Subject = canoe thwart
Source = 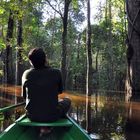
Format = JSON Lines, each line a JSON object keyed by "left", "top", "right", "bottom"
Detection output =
{"left": 16, "top": 116, "right": 73, "bottom": 127}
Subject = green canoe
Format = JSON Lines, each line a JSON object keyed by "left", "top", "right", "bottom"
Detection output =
{"left": 0, "top": 113, "right": 91, "bottom": 140}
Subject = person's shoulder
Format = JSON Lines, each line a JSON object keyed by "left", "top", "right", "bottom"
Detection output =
{"left": 52, "top": 68, "right": 61, "bottom": 73}
{"left": 47, "top": 67, "right": 61, "bottom": 74}
{"left": 23, "top": 68, "right": 34, "bottom": 75}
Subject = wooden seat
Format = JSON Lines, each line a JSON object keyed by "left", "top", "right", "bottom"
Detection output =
{"left": 16, "top": 115, "right": 73, "bottom": 127}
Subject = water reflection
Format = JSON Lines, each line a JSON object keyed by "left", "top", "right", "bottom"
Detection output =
{"left": 0, "top": 85, "right": 24, "bottom": 132}
{"left": 0, "top": 84, "right": 22, "bottom": 105}
{"left": 125, "top": 101, "right": 140, "bottom": 140}
{"left": 0, "top": 106, "right": 25, "bottom": 133}
{"left": 1, "top": 87, "right": 140, "bottom": 140}
{"left": 68, "top": 92, "right": 140, "bottom": 140}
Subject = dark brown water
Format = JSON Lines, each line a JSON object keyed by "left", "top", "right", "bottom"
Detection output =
{"left": 0, "top": 86, "right": 140, "bottom": 140}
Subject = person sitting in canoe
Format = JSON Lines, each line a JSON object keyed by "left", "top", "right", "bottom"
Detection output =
{"left": 21, "top": 48, "right": 71, "bottom": 134}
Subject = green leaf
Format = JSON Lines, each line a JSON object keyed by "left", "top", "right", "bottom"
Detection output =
{"left": 0, "top": 42, "right": 6, "bottom": 50}
{"left": 72, "top": 0, "right": 78, "bottom": 10}
{"left": 0, "top": 8, "right": 5, "bottom": 14}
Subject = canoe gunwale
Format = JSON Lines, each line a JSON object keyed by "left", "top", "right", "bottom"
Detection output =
{"left": 0, "top": 102, "right": 92, "bottom": 140}
{"left": 0, "top": 102, "right": 25, "bottom": 113}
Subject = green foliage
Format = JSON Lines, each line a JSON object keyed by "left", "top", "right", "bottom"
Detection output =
{"left": 0, "top": 7, "right": 5, "bottom": 14}
{"left": 72, "top": 0, "right": 78, "bottom": 10}
{"left": 0, "top": 0, "right": 127, "bottom": 91}
{"left": 0, "top": 41, "right": 6, "bottom": 50}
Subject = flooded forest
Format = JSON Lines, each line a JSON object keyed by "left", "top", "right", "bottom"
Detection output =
{"left": 0, "top": 0, "right": 140, "bottom": 140}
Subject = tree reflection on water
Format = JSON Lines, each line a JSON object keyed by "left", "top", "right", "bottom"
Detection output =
{"left": 1, "top": 89, "right": 140, "bottom": 140}
{"left": 68, "top": 92, "right": 140, "bottom": 140}
{"left": 70, "top": 92, "right": 127, "bottom": 140}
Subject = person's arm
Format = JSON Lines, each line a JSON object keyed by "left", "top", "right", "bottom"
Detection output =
{"left": 58, "top": 70, "right": 64, "bottom": 94}
{"left": 21, "top": 71, "right": 27, "bottom": 99}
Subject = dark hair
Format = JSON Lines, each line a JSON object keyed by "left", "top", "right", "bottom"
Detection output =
{"left": 28, "top": 48, "right": 46, "bottom": 69}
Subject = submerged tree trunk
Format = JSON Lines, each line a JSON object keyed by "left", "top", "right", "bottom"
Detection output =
{"left": 86, "top": 0, "right": 93, "bottom": 96}
{"left": 4, "top": 10, "right": 14, "bottom": 84}
{"left": 125, "top": 0, "right": 140, "bottom": 100}
{"left": 86, "top": 96, "right": 92, "bottom": 133}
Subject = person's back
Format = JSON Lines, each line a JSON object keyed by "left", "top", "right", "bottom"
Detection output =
{"left": 22, "top": 48, "right": 71, "bottom": 122}
{"left": 23, "top": 67, "right": 63, "bottom": 122}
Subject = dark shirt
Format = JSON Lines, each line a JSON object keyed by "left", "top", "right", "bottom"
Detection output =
{"left": 22, "top": 66, "right": 63, "bottom": 122}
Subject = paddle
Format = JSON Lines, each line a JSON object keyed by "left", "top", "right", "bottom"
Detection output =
{"left": 0, "top": 102, "right": 25, "bottom": 113}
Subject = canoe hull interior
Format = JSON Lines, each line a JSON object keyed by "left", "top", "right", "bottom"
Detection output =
{"left": 0, "top": 116, "right": 91, "bottom": 140}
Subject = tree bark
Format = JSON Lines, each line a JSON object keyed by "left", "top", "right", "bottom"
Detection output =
{"left": 61, "top": 0, "right": 71, "bottom": 89}
{"left": 16, "top": 15, "right": 23, "bottom": 85}
{"left": 15, "top": 0, "right": 24, "bottom": 85}
{"left": 4, "top": 10, "right": 14, "bottom": 84}
{"left": 86, "top": 0, "right": 93, "bottom": 96}
{"left": 125, "top": 0, "right": 140, "bottom": 99}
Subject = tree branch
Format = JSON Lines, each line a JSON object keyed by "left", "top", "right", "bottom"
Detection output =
{"left": 45, "top": 0, "right": 63, "bottom": 19}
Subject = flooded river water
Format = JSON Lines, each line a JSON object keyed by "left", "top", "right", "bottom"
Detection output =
{"left": 0, "top": 85, "right": 140, "bottom": 140}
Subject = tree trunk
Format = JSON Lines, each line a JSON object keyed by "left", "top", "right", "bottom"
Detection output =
{"left": 45, "top": 0, "right": 71, "bottom": 89}
{"left": 125, "top": 0, "right": 140, "bottom": 100}
{"left": 61, "top": 0, "right": 71, "bottom": 89}
{"left": 86, "top": 0, "right": 93, "bottom": 96}
{"left": 4, "top": 10, "right": 14, "bottom": 84}
{"left": 86, "top": 96, "right": 92, "bottom": 133}
{"left": 16, "top": 13, "right": 23, "bottom": 85}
